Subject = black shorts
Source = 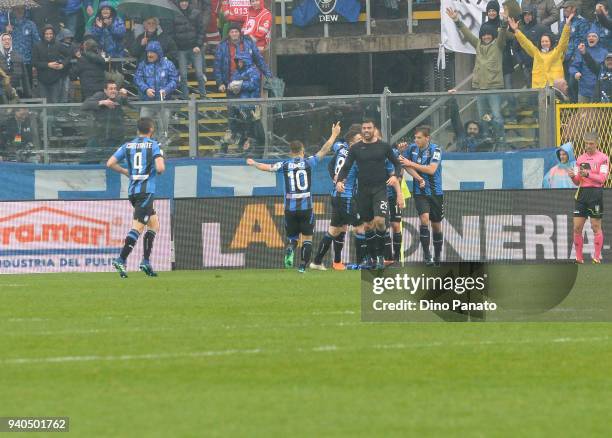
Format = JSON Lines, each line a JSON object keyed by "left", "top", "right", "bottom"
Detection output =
{"left": 414, "top": 194, "right": 444, "bottom": 223}
{"left": 129, "top": 193, "right": 156, "bottom": 224}
{"left": 388, "top": 192, "right": 402, "bottom": 223}
{"left": 357, "top": 185, "right": 388, "bottom": 223}
{"left": 330, "top": 196, "right": 361, "bottom": 227}
{"left": 574, "top": 187, "right": 604, "bottom": 219}
{"left": 285, "top": 209, "right": 314, "bottom": 239}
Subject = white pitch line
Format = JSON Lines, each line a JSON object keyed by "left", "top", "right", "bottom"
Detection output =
{"left": 0, "top": 336, "right": 609, "bottom": 366}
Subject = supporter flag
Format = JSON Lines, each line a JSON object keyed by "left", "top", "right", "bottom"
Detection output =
{"left": 292, "top": 0, "right": 361, "bottom": 27}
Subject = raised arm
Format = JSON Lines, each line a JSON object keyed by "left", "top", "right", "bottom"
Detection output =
{"left": 446, "top": 8, "right": 479, "bottom": 49}
{"left": 246, "top": 158, "right": 274, "bottom": 172}
{"left": 316, "top": 122, "right": 342, "bottom": 160}
{"left": 508, "top": 17, "right": 537, "bottom": 58}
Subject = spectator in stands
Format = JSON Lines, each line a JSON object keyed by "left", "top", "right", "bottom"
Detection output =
{"left": 214, "top": 22, "right": 271, "bottom": 94}
{"left": 57, "top": 28, "right": 79, "bottom": 102}
{"left": 520, "top": 0, "right": 560, "bottom": 30}
{"left": 571, "top": 33, "right": 608, "bottom": 102}
{"left": 206, "top": 0, "right": 221, "bottom": 54}
{"left": 174, "top": 0, "right": 207, "bottom": 99}
{"left": 132, "top": 16, "right": 178, "bottom": 64}
{"left": 508, "top": 14, "right": 572, "bottom": 87}
{"left": 0, "top": 108, "right": 39, "bottom": 162}
{"left": 135, "top": 41, "right": 179, "bottom": 102}
{"left": 90, "top": 2, "right": 126, "bottom": 58}
{"left": 222, "top": 0, "right": 251, "bottom": 37}
{"left": 553, "top": 78, "right": 572, "bottom": 102}
{"left": 0, "top": 65, "right": 18, "bottom": 104}
{"left": 31, "top": 0, "right": 67, "bottom": 34}
{"left": 242, "top": 0, "right": 272, "bottom": 52}
{"left": 0, "top": 33, "right": 30, "bottom": 97}
{"left": 2, "top": 6, "right": 40, "bottom": 88}
{"left": 542, "top": 143, "right": 577, "bottom": 188}
{"left": 74, "top": 38, "right": 106, "bottom": 100}
{"left": 63, "top": 1, "right": 85, "bottom": 35}
{"left": 227, "top": 51, "right": 264, "bottom": 153}
{"left": 446, "top": 8, "right": 507, "bottom": 142}
{"left": 583, "top": 51, "right": 612, "bottom": 101}
{"left": 560, "top": 1, "right": 590, "bottom": 101}
{"left": 32, "top": 25, "right": 70, "bottom": 103}
{"left": 81, "top": 79, "right": 129, "bottom": 162}
{"left": 593, "top": 2, "right": 611, "bottom": 50}
{"left": 447, "top": 90, "right": 494, "bottom": 152}
{"left": 514, "top": 5, "right": 547, "bottom": 88}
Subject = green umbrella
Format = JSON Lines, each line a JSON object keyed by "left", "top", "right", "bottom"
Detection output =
{"left": 116, "top": 0, "right": 181, "bottom": 20}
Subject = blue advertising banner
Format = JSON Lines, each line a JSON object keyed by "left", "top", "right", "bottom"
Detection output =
{"left": 0, "top": 149, "right": 559, "bottom": 201}
{"left": 292, "top": 0, "right": 361, "bottom": 26}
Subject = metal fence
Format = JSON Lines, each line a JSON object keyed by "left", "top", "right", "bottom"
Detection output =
{"left": 0, "top": 88, "right": 556, "bottom": 164}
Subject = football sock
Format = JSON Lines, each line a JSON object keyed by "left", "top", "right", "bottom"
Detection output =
{"left": 365, "top": 230, "right": 377, "bottom": 260}
{"left": 393, "top": 232, "right": 402, "bottom": 262}
{"left": 375, "top": 229, "right": 387, "bottom": 258}
{"left": 314, "top": 233, "right": 333, "bottom": 264}
{"left": 433, "top": 232, "right": 443, "bottom": 260}
{"left": 573, "top": 232, "right": 584, "bottom": 260}
{"left": 287, "top": 239, "right": 298, "bottom": 254}
{"left": 383, "top": 231, "right": 393, "bottom": 260}
{"left": 333, "top": 232, "right": 346, "bottom": 263}
{"left": 119, "top": 229, "right": 140, "bottom": 261}
{"left": 143, "top": 230, "right": 157, "bottom": 262}
{"left": 594, "top": 232, "right": 604, "bottom": 260}
{"left": 301, "top": 241, "right": 313, "bottom": 266}
{"left": 419, "top": 225, "right": 431, "bottom": 259}
{"left": 355, "top": 233, "right": 367, "bottom": 261}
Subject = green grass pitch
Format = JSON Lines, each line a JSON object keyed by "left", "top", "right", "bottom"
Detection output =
{"left": 2, "top": 268, "right": 612, "bottom": 437}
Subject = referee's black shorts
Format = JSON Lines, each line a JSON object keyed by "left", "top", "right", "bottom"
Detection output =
{"left": 357, "top": 185, "right": 389, "bottom": 223}
{"left": 330, "top": 196, "right": 361, "bottom": 227}
{"left": 129, "top": 193, "right": 156, "bottom": 224}
{"left": 574, "top": 187, "right": 604, "bottom": 219}
{"left": 414, "top": 194, "right": 444, "bottom": 223}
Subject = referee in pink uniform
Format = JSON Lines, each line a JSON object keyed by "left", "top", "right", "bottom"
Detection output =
{"left": 568, "top": 131, "right": 609, "bottom": 264}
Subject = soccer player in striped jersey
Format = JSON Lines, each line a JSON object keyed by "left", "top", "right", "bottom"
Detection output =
{"left": 400, "top": 126, "right": 443, "bottom": 266}
{"left": 310, "top": 124, "right": 362, "bottom": 270}
{"left": 247, "top": 122, "right": 341, "bottom": 272}
{"left": 106, "top": 118, "right": 165, "bottom": 278}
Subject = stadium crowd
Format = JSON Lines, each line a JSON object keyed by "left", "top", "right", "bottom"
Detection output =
{"left": 0, "top": 1, "right": 611, "bottom": 159}
{"left": 0, "top": 0, "right": 273, "bottom": 104}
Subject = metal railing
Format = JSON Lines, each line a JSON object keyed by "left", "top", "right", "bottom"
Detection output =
{"left": 0, "top": 88, "right": 555, "bottom": 164}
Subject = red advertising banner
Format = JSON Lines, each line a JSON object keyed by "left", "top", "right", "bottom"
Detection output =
{"left": 0, "top": 200, "right": 172, "bottom": 274}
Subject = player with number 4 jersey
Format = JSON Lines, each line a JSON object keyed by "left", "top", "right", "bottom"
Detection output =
{"left": 106, "top": 118, "right": 166, "bottom": 278}
{"left": 247, "top": 122, "right": 341, "bottom": 272}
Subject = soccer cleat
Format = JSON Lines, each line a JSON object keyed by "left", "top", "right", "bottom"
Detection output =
{"left": 298, "top": 264, "right": 306, "bottom": 273}
{"left": 112, "top": 258, "right": 128, "bottom": 278}
{"left": 383, "top": 260, "right": 395, "bottom": 267}
{"left": 309, "top": 262, "right": 327, "bottom": 271}
{"left": 332, "top": 262, "right": 346, "bottom": 271}
{"left": 358, "top": 258, "right": 374, "bottom": 270}
{"left": 139, "top": 261, "right": 158, "bottom": 277}
{"left": 425, "top": 255, "right": 434, "bottom": 267}
{"left": 433, "top": 257, "right": 441, "bottom": 267}
{"left": 592, "top": 258, "right": 602, "bottom": 264}
{"left": 284, "top": 248, "right": 295, "bottom": 268}
{"left": 375, "top": 256, "right": 385, "bottom": 270}
{"left": 575, "top": 259, "right": 584, "bottom": 264}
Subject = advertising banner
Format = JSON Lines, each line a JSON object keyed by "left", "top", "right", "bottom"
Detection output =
{"left": 174, "top": 191, "right": 612, "bottom": 270}
{"left": 0, "top": 200, "right": 172, "bottom": 274}
{"left": 0, "top": 150, "right": 559, "bottom": 201}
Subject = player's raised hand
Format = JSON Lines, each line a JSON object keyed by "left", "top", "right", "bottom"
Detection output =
{"left": 331, "top": 121, "right": 341, "bottom": 138}
{"left": 246, "top": 158, "right": 256, "bottom": 166}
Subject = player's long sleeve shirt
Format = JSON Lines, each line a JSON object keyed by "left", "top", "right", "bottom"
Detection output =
{"left": 337, "top": 140, "right": 401, "bottom": 187}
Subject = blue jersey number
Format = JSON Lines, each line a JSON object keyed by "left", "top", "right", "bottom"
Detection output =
{"left": 133, "top": 151, "right": 144, "bottom": 173}
{"left": 334, "top": 156, "right": 345, "bottom": 176}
